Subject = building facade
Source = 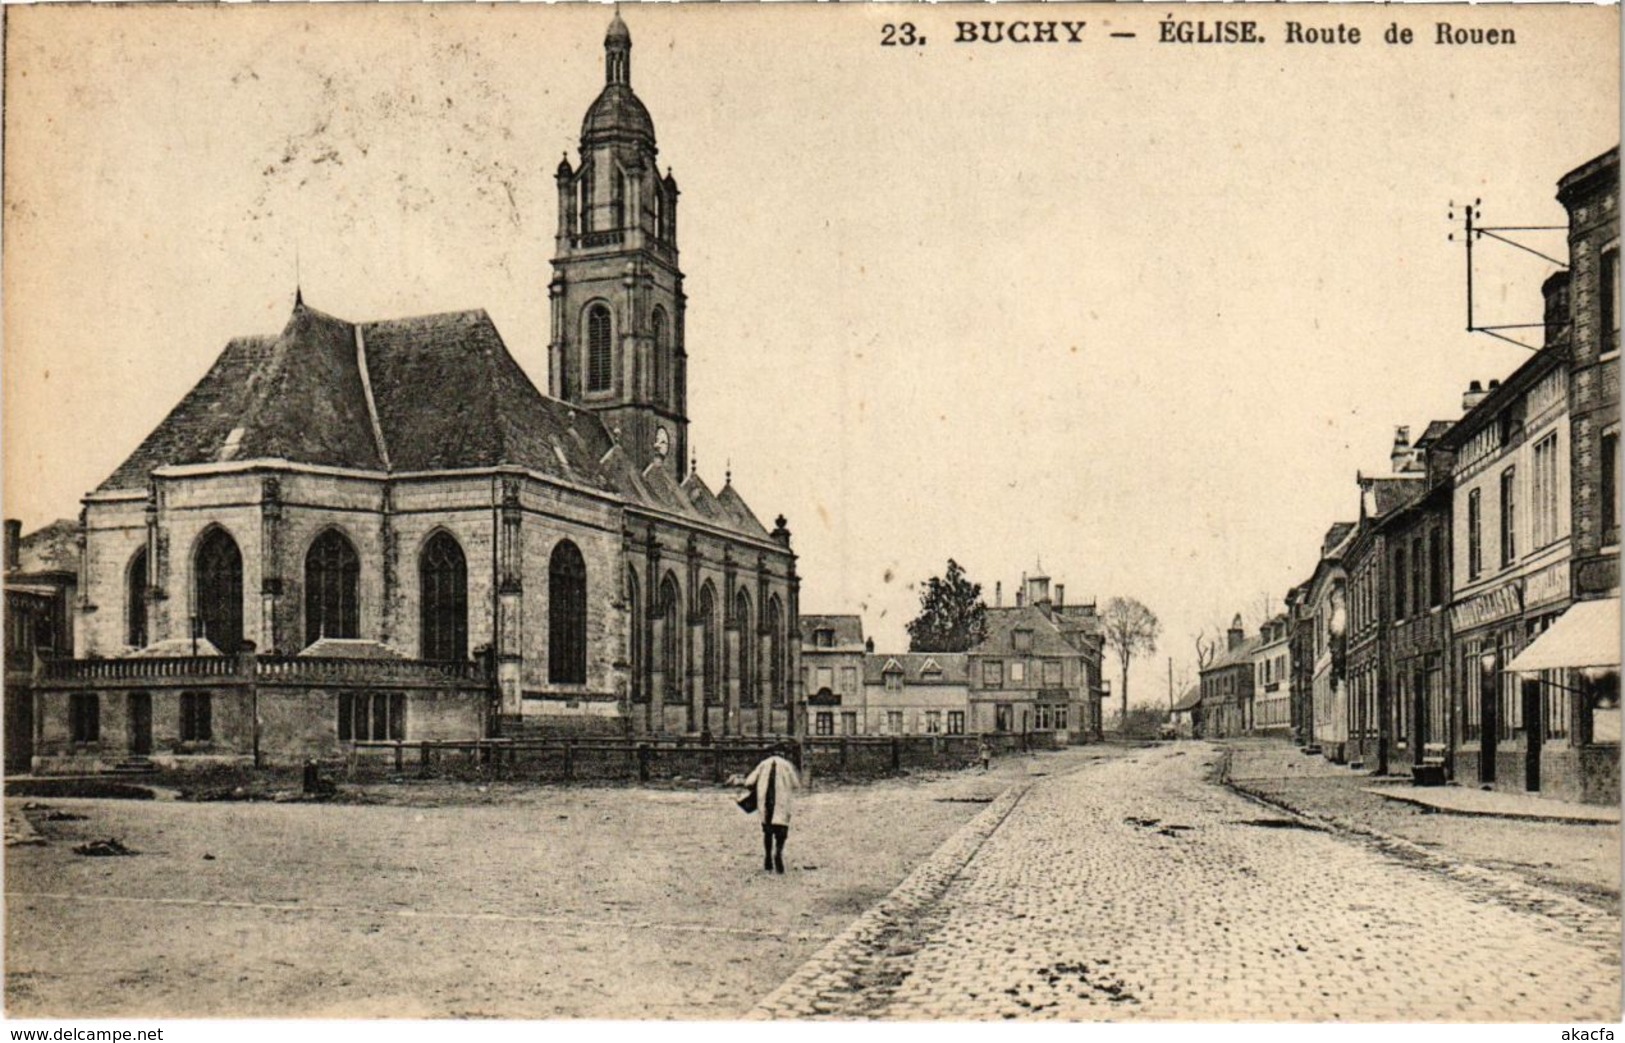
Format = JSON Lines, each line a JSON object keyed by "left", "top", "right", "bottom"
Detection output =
{"left": 1198, "top": 616, "right": 1258, "bottom": 739}
{"left": 31, "top": 16, "right": 803, "bottom": 773}
{"left": 1250, "top": 615, "right": 1292, "bottom": 735}
{"left": 1439, "top": 312, "right": 1574, "bottom": 795}
{"left": 799, "top": 614, "right": 867, "bottom": 737}
{"left": 968, "top": 571, "right": 1104, "bottom": 743}
{"left": 4, "top": 520, "right": 79, "bottom": 774}
{"left": 863, "top": 653, "right": 971, "bottom": 737}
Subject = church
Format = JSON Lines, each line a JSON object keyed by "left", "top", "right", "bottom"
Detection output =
{"left": 32, "top": 15, "right": 802, "bottom": 772}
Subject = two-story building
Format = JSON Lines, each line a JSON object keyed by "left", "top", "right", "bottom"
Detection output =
{"left": 1437, "top": 274, "right": 1574, "bottom": 796}
{"left": 966, "top": 570, "right": 1103, "bottom": 743}
{"left": 863, "top": 653, "right": 971, "bottom": 736}
{"left": 1199, "top": 616, "right": 1258, "bottom": 738}
{"left": 1250, "top": 615, "right": 1292, "bottom": 735}
{"left": 799, "top": 614, "right": 867, "bottom": 736}
{"left": 1502, "top": 147, "right": 1619, "bottom": 804}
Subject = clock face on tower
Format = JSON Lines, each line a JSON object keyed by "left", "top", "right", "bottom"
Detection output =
{"left": 653, "top": 425, "right": 670, "bottom": 458}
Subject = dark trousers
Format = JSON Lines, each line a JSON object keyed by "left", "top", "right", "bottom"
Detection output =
{"left": 762, "top": 823, "right": 788, "bottom": 871}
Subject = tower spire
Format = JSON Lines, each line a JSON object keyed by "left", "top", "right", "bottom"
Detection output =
{"left": 605, "top": 10, "right": 631, "bottom": 86}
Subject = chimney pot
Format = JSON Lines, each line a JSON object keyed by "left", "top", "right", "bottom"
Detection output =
{"left": 1056, "top": 583, "right": 1065, "bottom": 608}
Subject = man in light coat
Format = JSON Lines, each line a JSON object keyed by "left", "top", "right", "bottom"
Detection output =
{"left": 742, "top": 745, "right": 800, "bottom": 874}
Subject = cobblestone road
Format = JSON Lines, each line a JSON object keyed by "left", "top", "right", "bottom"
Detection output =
{"left": 754, "top": 743, "right": 1622, "bottom": 1021}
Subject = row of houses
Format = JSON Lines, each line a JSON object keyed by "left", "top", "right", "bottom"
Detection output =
{"left": 1194, "top": 147, "right": 1620, "bottom": 806}
{"left": 799, "top": 569, "right": 1108, "bottom": 744}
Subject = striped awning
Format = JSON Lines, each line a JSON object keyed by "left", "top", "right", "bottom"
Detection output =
{"left": 1506, "top": 599, "right": 1621, "bottom": 672}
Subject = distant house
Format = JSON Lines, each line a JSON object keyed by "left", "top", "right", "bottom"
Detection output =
{"left": 799, "top": 614, "right": 868, "bottom": 736}
{"left": 1250, "top": 615, "right": 1292, "bottom": 736}
{"left": 4, "top": 519, "right": 80, "bottom": 774}
{"left": 1170, "top": 684, "right": 1201, "bottom": 739}
{"left": 1198, "top": 616, "right": 1259, "bottom": 738}
{"left": 863, "top": 653, "right": 971, "bottom": 736}
{"left": 968, "top": 569, "right": 1105, "bottom": 743}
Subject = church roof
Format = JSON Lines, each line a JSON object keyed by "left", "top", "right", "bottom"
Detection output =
{"left": 582, "top": 84, "right": 656, "bottom": 148}
{"left": 98, "top": 300, "right": 775, "bottom": 544}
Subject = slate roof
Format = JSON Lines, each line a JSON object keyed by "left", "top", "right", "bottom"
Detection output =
{"left": 98, "top": 301, "right": 774, "bottom": 542}
{"left": 1205, "top": 635, "right": 1263, "bottom": 673}
{"left": 976, "top": 604, "right": 1095, "bottom": 658}
{"left": 799, "top": 615, "right": 865, "bottom": 648}
{"left": 863, "top": 652, "right": 970, "bottom": 685}
{"left": 1172, "top": 684, "right": 1202, "bottom": 713}
{"left": 14, "top": 519, "right": 79, "bottom": 575}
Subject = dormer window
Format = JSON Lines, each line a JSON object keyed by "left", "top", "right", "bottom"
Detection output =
{"left": 815, "top": 628, "right": 835, "bottom": 648}
{"left": 1013, "top": 629, "right": 1033, "bottom": 652}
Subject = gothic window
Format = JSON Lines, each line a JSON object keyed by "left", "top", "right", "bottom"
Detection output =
{"left": 735, "top": 590, "right": 756, "bottom": 707}
{"left": 660, "top": 574, "right": 681, "bottom": 700}
{"left": 652, "top": 307, "right": 670, "bottom": 404}
{"left": 419, "top": 532, "right": 468, "bottom": 661}
{"left": 767, "top": 596, "right": 785, "bottom": 707}
{"left": 127, "top": 547, "right": 148, "bottom": 648}
{"left": 586, "top": 304, "right": 613, "bottom": 393}
{"left": 305, "top": 529, "right": 360, "bottom": 647}
{"left": 548, "top": 540, "right": 588, "bottom": 685}
{"left": 628, "top": 568, "right": 645, "bottom": 703}
{"left": 699, "top": 583, "right": 719, "bottom": 704}
{"left": 194, "top": 527, "right": 244, "bottom": 654}
{"left": 652, "top": 186, "right": 666, "bottom": 240}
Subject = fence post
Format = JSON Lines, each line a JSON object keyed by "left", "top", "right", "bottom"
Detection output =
{"left": 564, "top": 739, "right": 575, "bottom": 781}
{"left": 712, "top": 744, "right": 724, "bottom": 783}
{"left": 839, "top": 736, "right": 849, "bottom": 770}
{"left": 638, "top": 743, "right": 651, "bottom": 782}
{"left": 891, "top": 737, "right": 901, "bottom": 772}
{"left": 394, "top": 741, "right": 404, "bottom": 774}
{"left": 419, "top": 743, "right": 431, "bottom": 778}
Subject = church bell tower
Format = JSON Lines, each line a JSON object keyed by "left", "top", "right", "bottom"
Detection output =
{"left": 550, "top": 14, "right": 688, "bottom": 480}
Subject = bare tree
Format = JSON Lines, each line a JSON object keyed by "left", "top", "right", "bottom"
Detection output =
{"left": 1101, "top": 597, "right": 1162, "bottom": 731}
{"left": 1194, "top": 628, "right": 1219, "bottom": 670}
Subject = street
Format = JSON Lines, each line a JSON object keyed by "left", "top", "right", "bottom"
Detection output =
{"left": 755, "top": 742, "right": 1621, "bottom": 1020}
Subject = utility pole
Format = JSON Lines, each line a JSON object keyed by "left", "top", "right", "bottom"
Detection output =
{"left": 1167, "top": 656, "right": 1174, "bottom": 711}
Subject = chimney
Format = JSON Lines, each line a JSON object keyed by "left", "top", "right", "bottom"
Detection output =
{"left": 1542, "top": 270, "right": 1572, "bottom": 348}
{"left": 865, "top": 637, "right": 874, "bottom": 654}
{"left": 995, "top": 581, "right": 1002, "bottom": 608}
{"left": 1015, "top": 588, "right": 1025, "bottom": 608}
{"left": 1462, "top": 379, "right": 1488, "bottom": 413}
{"left": 1227, "top": 614, "right": 1245, "bottom": 651}
{"left": 3, "top": 519, "right": 19, "bottom": 572}
{"left": 1055, "top": 583, "right": 1065, "bottom": 609}
{"left": 1390, "top": 425, "right": 1414, "bottom": 473}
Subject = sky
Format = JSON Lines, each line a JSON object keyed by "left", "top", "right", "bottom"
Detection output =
{"left": 4, "top": 3, "right": 1619, "bottom": 706}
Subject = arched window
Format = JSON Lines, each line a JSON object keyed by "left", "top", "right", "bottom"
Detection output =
{"left": 127, "top": 547, "right": 148, "bottom": 648}
{"left": 627, "top": 567, "right": 645, "bottom": 703}
{"left": 652, "top": 187, "right": 666, "bottom": 240}
{"left": 767, "top": 596, "right": 785, "bottom": 707}
{"left": 652, "top": 307, "right": 670, "bottom": 405}
{"left": 578, "top": 168, "right": 594, "bottom": 234}
{"left": 548, "top": 540, "right": 588, "bottom": 685}
{"left": 305, "top": 530, "right": 360, "bottom": 646}
{"left": 659, "top": 574, "right": 681, "bottom": 700}
{"left": 699, "top": 583, "right": 719, "bottom": 704}
{"left": 420, "top": 532, "right": 467, "bottom": 661}
{"left": 586, "top": 304, "right": 613, "bottom": 393}
{"left": 736, "top": 590, "right": 756, "bottom": 707}
{"left": 194, "top": 527, "right": 243, "bottom": 654}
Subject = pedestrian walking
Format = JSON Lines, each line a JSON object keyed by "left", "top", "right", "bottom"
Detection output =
{"left": 740, "top": 745, "right": 800, "bottom": 874}
{"left": 978, "top": 739, "right": 992, "bottom": 773}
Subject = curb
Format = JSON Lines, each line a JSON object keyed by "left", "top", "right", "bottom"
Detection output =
{"left": 1360, "top": 788, "right": 1621, "bottom": 826}
{"left": 748, "top": 778, "right": 1033, "bottom": 1019}
{"left": 1223, "top": 772, "right": 1621, "bottom": 963}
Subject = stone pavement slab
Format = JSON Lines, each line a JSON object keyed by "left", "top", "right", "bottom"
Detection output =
{"left": 1364, "top": 784, "right": 1621, "bottom": 824}
{"left": 755, "top": 743, "right": 1622, "bottom": 1021}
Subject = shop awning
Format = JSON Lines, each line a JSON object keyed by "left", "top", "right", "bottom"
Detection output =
{"left": 1507, "top": 599, "right": 1621, "bottom": 672}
